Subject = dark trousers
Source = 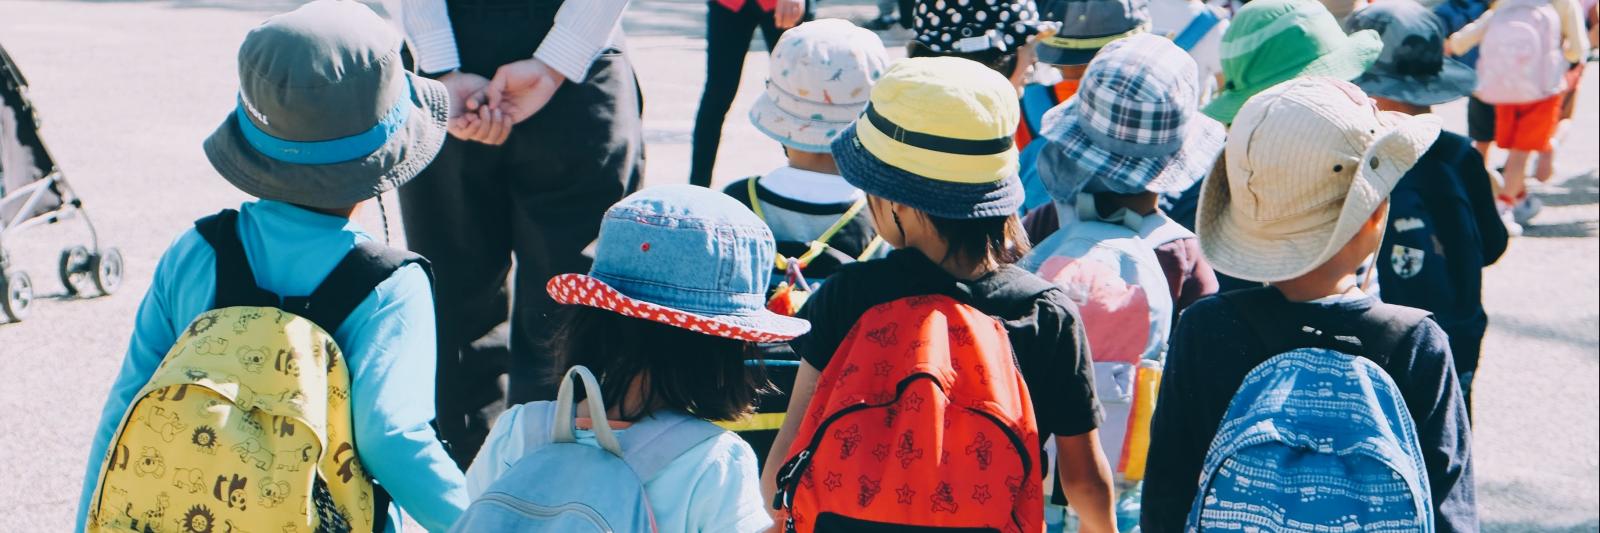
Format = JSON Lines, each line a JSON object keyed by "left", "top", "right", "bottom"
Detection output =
{"left": 399, "top": 0, "right": 643, "bottom": 467}
{"left": 689, "top": 1, "right": 798, "bottom": 187}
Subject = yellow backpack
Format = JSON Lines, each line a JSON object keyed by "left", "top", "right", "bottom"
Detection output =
{"left": 87, "top": 210, "right": 425, "bottom": 533}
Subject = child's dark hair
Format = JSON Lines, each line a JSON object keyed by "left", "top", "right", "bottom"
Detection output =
{"left": 907, "top": 41, "right": 1020, "bottom": 79}
{"left": 547, "top": 306, "right": 766, "bottom": 422}
{"left": 927, "top": 214, "right": 1032, "bottom": 266}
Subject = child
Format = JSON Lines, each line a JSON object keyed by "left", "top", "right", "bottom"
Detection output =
{"left": 1026, "top": 33, "right": 1224, "bottom": 328}
{"left": 1140, "top": 77, "right": 1477, "bottom": 532}
{"left": 1018, "top": 0, "right": 1151, "bottom": 212}
{"left": 728, "top": 19, "right": 892, "bottom": 285}
{"left": 1151, "top": 0, "right": 1230, "bottom": 104}
{"left": 1448, "top": 0, "right": 1591, "bottom": 227}
{"left": 77, "top": 2, "right": 467, "bottom": 530}
{"left": 761, "top": 57, "right": 1119, "bottom": 533}
{"left": 464, "top": 185, "right": 804, "bottom": 532}
{"left": 1348, "top": 0, "right": 1510, "bottom": 415}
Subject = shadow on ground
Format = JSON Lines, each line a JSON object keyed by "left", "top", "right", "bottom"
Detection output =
{"left": 1525, "top": 170, "right": 1599, "bottom": 238}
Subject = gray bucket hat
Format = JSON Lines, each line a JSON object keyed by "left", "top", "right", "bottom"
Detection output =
{"left": 204, "top": 0, "right": 449, "bottom": 210}
{"left": 1344, "top": 0, "right": 1477, "bottom": 106}
{"left": 1037, "top": 0, "right": 1151, "bottom": 65}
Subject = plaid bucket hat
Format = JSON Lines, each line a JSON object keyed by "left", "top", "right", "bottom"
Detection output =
{"left": 749, "top": 19, "right": 891, "bottom": 153}
{"left": 911, "top": 0, "right": 1043, "bottom": 54}
{"left": 548, "top": 184, "right": 810, "bottom": 342}
{"left": 832, "top": 57, "right": 1025, "bottom": 219}
{"left": 1036, "top": 33, "right": 1225, "bottom": 199}
{"left": 1202, "top": 0, "right": 1382, "bottom": 123}
{"left": 1345, "top": 0, "right": 1477, "bottom": 106}
{"left": 1197, "top": 77, "right": 1441, "bottom": 282}
{"left": 203, "top": 0, "right": 449, "bottom": 209}
{"left": 1037, "top": 0, "right": 1152, "bottom": 65}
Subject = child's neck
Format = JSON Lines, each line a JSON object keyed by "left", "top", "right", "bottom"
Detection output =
{"left": 1271, "top": 269, "right": 1364, "bottom": 302}
{"left": 787, "top": 150, "right": 840, "bottom": 175}
{"left": 1093, "top": 193, "right": 1160, "bottom": 217}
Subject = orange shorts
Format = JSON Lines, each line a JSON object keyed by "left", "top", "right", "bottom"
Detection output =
{"left": 1494, "top": 93, "right": 1563, "bottom": 151}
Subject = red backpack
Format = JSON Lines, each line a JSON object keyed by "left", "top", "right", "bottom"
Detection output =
{"left": 773, "top": 295, "right": 1043, "bottom": 533}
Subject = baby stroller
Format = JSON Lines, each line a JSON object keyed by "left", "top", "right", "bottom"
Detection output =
{"left": 0, "top": 43, "right": 121, "bottom": 322}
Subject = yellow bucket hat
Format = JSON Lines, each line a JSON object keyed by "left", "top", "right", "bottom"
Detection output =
{"left": 833, "top": 57, "right": 1024, "bottom": 219}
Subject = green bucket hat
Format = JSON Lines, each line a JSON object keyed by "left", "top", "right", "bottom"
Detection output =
{"left": 203, "top": 0, "right": 450, "bottom": 209}
{"left": 1202, "top": 0, "right": 1381, "bottom": 123}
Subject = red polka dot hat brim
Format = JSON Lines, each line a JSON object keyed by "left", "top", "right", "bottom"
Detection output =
{"left": 547, "top": 274, "right": 811, "bottom": 343}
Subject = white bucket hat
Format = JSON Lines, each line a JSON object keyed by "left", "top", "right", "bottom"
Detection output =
{"left": 1196, "top": 77, "right": 1441, "bottom": 282}
{"left": 749, "top": 19, "right": 890, "bottom": 153}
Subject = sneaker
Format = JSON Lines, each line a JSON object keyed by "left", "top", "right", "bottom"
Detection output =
{"left": 863, "top": 14, "right": 898, "bottom": 30}
{"left": 1513, "top": 195, "right": 1543, "bottom": 226}
{"left": 1498, "top": 197, "right": 1523, "bottom": 237}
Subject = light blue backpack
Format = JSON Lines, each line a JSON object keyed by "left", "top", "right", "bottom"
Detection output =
{"left": 1187, "top": 290, "right": 1435, "bottom": 532}
{"left": 450, "top": 366, "right": 726, "bottom": 532}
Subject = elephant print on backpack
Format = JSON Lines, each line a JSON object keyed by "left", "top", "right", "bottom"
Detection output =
{"left": 232, "top": 440, "right": 273, "bottom": 470}
{"left": 141, "top": 405, "right": 186, "bottom": 442}
{"left": 275, "top": 444, "right": 314, "bottom": 472}
{"left": 195, "top": 337, "right": 229, "bottom": 357}
{"left": 172, "top": 467, "right": 206, "bottom": 494}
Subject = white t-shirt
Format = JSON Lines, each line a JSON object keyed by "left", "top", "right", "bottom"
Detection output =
{"left": 1151, "top": 0, "right": 1230, "bottom": 103}
{"left": 465, "top": 403, "right": 775, "bottom": 533}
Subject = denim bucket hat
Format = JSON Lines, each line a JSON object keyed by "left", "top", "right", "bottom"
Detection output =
{"left": 203, "top": 0, "right": 449, "bottom": 210}
{"left": 1037, "top": 0, "right": 1152, "bottom": 65}
{"left": 750, "top": 19, "right": 891, "bottom": 153}
{"left": 1037, "top": 34, "right": 1225, "bottom": 199}
{"left": 547, "top": 184, "right": 810, "bottom": 342}
{"left": 1202, "top": 0, "right": 1382, "bottom": 123}
{"left": 1345, "top": 0, "right": 1477, "bottom": 106}
{"left": 832, "top": 57, "right": 1025, "bottom": 219}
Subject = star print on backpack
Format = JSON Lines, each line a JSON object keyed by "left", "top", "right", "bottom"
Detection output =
{"left": 774, "top": 295, "right": 1042, "bottom": 532}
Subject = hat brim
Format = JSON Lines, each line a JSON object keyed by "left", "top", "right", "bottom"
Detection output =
{"left": 204, "top": 71, "right": 449, "bottom": 209}
{"left": 832, "top": 125, "right": 1025, "bottom": 219}
{"left": 1037, "top": 101, "right": 1226, "bottom": 198}
{"left": 749, "top": 92, "right": 854, "bottom": 153}
{"left": 1197, "top": 112, "right": 1441, "bottom": 282}
{"left": 547, "top": 274, "right": 811, "bottom": 342}
{"left": 1204, "top": 29, "right": 1383, "bottom": 124}
{"left": 1036, "top": 44, "right": 1101, "bottom": 66}
{"left": 1354, "top": 58, "right": 1478, "bottom": 107}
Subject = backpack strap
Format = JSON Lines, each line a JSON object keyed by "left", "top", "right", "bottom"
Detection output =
{"left": 618, "top": 411, "right": 729, "bottom": 482}
{"left": 195, "top": 209, "right": 281, "bottom": 309}
{"left": 1172, "top": 8, "right": 1221, "bottom": 51}
{"left": 1221, "top": 287, "right": 1432, "bottom": 365}
{"left": 752, "top": 175, "right": 881, "bottom": 273}
{"left": 194, "top": 208, "right": 432, "bottom": 334}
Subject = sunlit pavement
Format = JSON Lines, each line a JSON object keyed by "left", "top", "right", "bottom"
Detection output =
{"left": 0, "top": 1, "right": 1593, "bottom": 530}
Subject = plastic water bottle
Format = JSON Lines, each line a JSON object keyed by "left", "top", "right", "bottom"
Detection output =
{"left": 1114, "top": 482, "right": 1143, "bottom": 533}
{"left": 1046, "top": 502, "right": 1068, "bottom": 533}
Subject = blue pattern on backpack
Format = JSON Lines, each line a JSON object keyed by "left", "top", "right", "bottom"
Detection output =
{"left": 1187, "top": 349, "right": 1434, "bottom": 532}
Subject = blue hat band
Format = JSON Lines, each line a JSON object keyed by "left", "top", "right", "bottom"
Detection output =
{"left": 237, "top": 82, "right": 413, "bottom": 165}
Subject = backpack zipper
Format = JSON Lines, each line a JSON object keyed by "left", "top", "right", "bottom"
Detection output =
{"left": 473, "top": 493, "right": 612, "bottom": 529}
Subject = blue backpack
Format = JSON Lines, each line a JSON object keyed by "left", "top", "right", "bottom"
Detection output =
{"left": 1188, "top": 289, "right": 1435, "bottom": 532}
{"left": 450, "top": 366, "right": 726, "bottom": 532}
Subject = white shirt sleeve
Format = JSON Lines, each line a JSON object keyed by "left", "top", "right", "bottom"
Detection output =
{"left": 534, "top": 0, "right": 632, "bottom": 83}
{"left": 383, "top": 0, "right": 462, "bottom": 75}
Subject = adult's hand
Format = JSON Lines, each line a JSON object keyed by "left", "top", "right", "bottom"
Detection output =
{"left": 485, "top": 58, "right": 566, "bottom": 124}
{"left": 448, "top": 104, "right": 514, "bottom": 146}
{"left": 774, "top": 0, "right": 805, "bottom": 29}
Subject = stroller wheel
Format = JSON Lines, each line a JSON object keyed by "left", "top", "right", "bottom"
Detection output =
{"left": 59, "top": 245, "right": 92, "bottom": 295}
{"left": 1, "top": 270, "right": 33, "bottom": 322}
{"left": 91, "top": 248, "right": 124, "bottom": 296}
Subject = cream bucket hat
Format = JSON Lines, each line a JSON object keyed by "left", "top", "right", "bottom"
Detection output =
{"left": 1196, "top": 77, "right": 1441, "bottom": 282}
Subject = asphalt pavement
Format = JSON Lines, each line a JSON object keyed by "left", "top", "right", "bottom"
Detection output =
{"left": 0, "top": 1, "right": 1593, "bottom": 531}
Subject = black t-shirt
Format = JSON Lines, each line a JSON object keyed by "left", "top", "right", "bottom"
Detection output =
{"left": 1140, "top": 290, "right": 1477, "bottom": 533}
{"left": 792, "top": 249, "right": 1103, "bottom": 438}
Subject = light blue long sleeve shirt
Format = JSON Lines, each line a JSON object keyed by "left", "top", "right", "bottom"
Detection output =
{"left": 76, "top": 200, "right": 468, "bottom": 532}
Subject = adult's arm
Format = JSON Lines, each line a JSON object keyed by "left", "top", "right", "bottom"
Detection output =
{"left": 1398, "top": 320, "right": 1479, "bottom": 533}
{"left": 383, "top": 0, "right": 461, "bottom": 75}
{"left": 341, "top": 264, "right": 468, "bottom": 531}
{"left": 534, "top": 0, "right": 632, "bottom": 83}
